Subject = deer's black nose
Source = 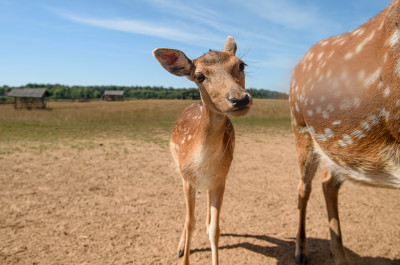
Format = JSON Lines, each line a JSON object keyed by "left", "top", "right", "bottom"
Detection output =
{"left": 229, "top": 94, "right": 251, "bottom": 108}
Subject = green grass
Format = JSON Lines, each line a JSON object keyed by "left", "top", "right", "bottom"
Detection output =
{"left": 0, "top": 99, "right": 291, "bottom": 144}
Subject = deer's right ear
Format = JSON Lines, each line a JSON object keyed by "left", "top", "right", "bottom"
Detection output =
{"left": 152, "top": 48, "right": 194, "bottom": 77}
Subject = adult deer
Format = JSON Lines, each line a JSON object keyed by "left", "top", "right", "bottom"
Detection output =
{"left": 290, "top": 1, "right": 400, "bottom": 264}
{"left": 153, "top": 37, "right": 252, "bottom": 265}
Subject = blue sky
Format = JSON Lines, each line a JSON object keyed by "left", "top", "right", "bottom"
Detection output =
{"left": 0, "top": 0, "right": 392, "bottom": 93}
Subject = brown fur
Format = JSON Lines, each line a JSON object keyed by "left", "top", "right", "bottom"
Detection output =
{"left": 153, "top": 37, "right": 252, "bottom": 265}
{"left": 290, "top": 1, "right": 400, "bottom": 264}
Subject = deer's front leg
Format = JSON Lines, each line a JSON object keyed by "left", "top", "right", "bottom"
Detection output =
{"left": 206, "top": 189, "right": 211, "bottom": 235}
{"left": 177, "top": 179, "right": 196, "bottom": 265}
{"left": 295, "top": 144, "right": 319, "bottom": 265}
{"left": 208, "top": 183, "right": 225, "bottom": 265}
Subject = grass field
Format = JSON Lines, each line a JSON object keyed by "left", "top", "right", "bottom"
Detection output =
{"left": 1, "top": 98, "right": 400, "bottom": 265}
{"left": 0, "top": 99, "right": 291, "bottom": 145}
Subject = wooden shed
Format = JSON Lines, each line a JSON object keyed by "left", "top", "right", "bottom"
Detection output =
{"left": 103, "top": 90, "right": 124, "bottom": 101}
{"left": 7, "top": 88, "right": 50, "bottom": 109}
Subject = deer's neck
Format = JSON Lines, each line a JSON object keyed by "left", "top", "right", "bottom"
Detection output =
{"left": 198, "top": 103, "right": 227, "bottom": 145}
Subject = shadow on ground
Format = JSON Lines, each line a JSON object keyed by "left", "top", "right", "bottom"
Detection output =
{"left": 190, "top": 233, "right": 400, "bottom": 265}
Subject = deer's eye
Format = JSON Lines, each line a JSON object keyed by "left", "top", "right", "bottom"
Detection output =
{"left": 195, "top": 73, "right": 206, "bottom": 83}
{"left": 239, "top": 62, "right": 246, "bottom": 72}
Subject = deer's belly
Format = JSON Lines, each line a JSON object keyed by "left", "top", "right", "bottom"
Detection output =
{"left": 316, "top": 145, "right": 400, "bottom": 189}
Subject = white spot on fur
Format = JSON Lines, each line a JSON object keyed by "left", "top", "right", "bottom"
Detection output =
{"left": 321, "top": 40, "right": 329, "bottom": 47}
{"left": 316, "top": 106, "right": 322, "bottom": 114}
{"left": 325, "top": 128, "right": 334, "bottom": 138}
{"left": 352, "top": 28, "right": 365, "bottom": 36}
{"left": 295, "top": 102, "right": 300, "bottom": 112}
{"left": 344, "top": 52, "right": 354, "bottom": 60}
{"left": 368, "top": 114, "right": 380, "bottom": 125}
{"left": 339, "top": 98, "right": 353, "bottom": 110}
{"left": 343, "top": 134, "right": 353, "bottom": 145}
{"left": 326, "top": 104, "right": 335, "bottom": 113}
{"left": 317, "top": 52, "right": 324, "bottom": 61}
{"left": 395, "top": 59, "right": 400, "bottom": 76}
{"left": 383, "top": 86, "right": 391, "bottom": 97}
{"left": 326, "top": 70, "right": 332, "bottom": 79}
{"left": 316, "top": 133, "right": 327, "bottom": 142}
{"left": 353, "top": 98, "right": 361, "bottom": 108}
{"left": 378, "top": 21, "right": 384, "bottom": 31}
{"left": 322, "top": 111, "right": 329, "bottom": 119}
{"left": 338, "top": 140, "right": 347, "bottom": 147}
{"left": 361, "top": 121, "right": 371, "bottom": 131}
{"left": 356, "top": 31, "right": 375, "bottom": 54}
{"left": 332, "top": 120, "right": 342, "bottom": 126}
{"left": 338, "top": 39, "right": 346, "bottom": 46}
{"left": 352, "top": 130, "right": 365, "bottom": 139}
{"left": 364, "top": 67, "right": 382, "bottom": 87}
{"left": 387, "top": 29, "right": 400, "bottom": 47}
{"left": 396, "top": 99, "right": 400, "bottom": 106}
{"left": 299, "top": 126, "right": 308, "bottom": 134}
{"left": 379, "top": 108, "right": 390, "bottom": 121}
{"left": 308, "top": 126, "right": 315, "bottom": 136}
{"left": 307, "top": 109, "right": 314, "bottom": 116}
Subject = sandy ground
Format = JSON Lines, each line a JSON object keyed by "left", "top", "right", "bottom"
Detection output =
{"left": 1, "top": 129, "right": 400, "bottom": 265}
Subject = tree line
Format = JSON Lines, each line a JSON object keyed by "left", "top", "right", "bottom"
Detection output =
{"left": 0, "top": 84, "right": 288, "bottom": 100}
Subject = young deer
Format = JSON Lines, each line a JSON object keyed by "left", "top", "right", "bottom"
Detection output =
{"left": 290, "top": 1, "right": 400, "bottom": 264}
{"left": 153, "top": 36, "right": 252, "bottom": 265}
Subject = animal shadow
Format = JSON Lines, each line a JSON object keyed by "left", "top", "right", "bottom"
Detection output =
{"left": 190, "top": 233, "right": 400, "bottom": 265}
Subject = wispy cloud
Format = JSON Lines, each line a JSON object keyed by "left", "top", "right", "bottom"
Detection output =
{"left": 234, "top": 0, "right": 321, "bottom": 30}
{"left": 145, "top": 0, "right": 300, "bottom": 49}
{"left": 53, "top": 10, "right": 223, "bottom": 47}
{"left": 146, "top": 0, "right": 220, "bottom": 23}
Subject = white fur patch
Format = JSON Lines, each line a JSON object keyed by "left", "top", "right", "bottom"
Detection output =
{"left": 387, "top": 29, "right": 400, "bottom": 47}
{"left": 356, "top": 31, "right": 375, "bottom": 54}
{"left": 364, "top": 67, "right": 382, "bottom": 87}
{"left": 315, "top": 147, "right": 400, "bottom": 188}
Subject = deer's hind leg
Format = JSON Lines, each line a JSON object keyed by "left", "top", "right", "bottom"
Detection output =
{"left": 321, "top": 170, "right": 348, "bottom": 265}
{"left": 294, "top": 134, "right": 320, "bottom": 265}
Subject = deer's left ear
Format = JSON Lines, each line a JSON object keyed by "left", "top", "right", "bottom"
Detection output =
{"left": 152, "top": 48, "right": 194, "bottom": 77}
{"left": 222, "top": 36, "right": 237, "bottom": 55}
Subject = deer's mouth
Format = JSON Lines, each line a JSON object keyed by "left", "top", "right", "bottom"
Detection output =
{"left": 227, "top": 105, "right": 251, "bottom": 116}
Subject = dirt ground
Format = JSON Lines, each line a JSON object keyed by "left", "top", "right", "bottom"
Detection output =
{"left": 1, "top": 129, "right": 400, "bottom": 265}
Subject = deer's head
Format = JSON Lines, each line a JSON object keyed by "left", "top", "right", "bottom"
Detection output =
{"left": 153, "top": 37, "right": 252, "bottom": 116}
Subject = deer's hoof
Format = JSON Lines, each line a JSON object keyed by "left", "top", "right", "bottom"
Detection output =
{"left": 295, "top": 254, "right": 308, "bottom": 265}
{"left": 177, "top": 249, "right": 184, "bottom": 258}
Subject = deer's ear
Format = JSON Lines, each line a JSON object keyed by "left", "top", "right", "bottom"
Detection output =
{"left": 222, "top": 36, "right": 237, "bottom": 55}
{"left": 152, "top": 48, "right": 193, "bottom": 77}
